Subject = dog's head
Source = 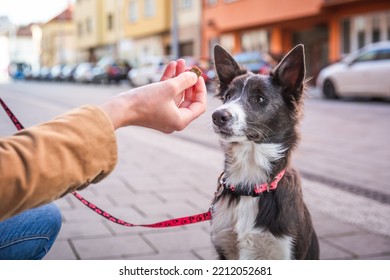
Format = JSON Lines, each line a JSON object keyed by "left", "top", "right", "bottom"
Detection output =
{"left": 212, "top": 44, "right": 305, "bottom": 145}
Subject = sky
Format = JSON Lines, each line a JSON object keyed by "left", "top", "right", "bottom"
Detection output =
{"left": 0, "top": 0, "right": 75, "bottom": 25}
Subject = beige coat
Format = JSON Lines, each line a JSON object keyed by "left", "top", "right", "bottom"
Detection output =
{"left": 0, "top": 106, "right": 117, "bottom": 221}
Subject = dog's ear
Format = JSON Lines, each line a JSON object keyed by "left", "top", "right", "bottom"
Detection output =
{"left": 214, "top": 45, "right": 246, "bottom": 97}
{"left": 271, "top": 44, "right": 305, "bottom": 98}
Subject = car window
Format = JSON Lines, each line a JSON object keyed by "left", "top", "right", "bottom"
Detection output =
{"left": 353, "top": 50, "right": 377, "bottom": 63}
{"left": 376, "top": 48, "right": 390, "bottom": 60}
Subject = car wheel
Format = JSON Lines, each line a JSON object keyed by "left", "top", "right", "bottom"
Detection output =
{"left": 323, "top": 79, "right": 338, "bottom": 99}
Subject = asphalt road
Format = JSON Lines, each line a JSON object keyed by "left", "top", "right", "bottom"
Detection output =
{"left": 1, "top": 81, "right": 390, "bottom": 258}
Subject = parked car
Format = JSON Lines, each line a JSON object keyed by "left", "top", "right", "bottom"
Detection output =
{"left": 50, "top": 64, "right": 65, "bottom": 81}
{"left": 316, "top": 41, "right": 390, "bottom": 99}
{"left": 60, "top": 64, "right": 77, "bottom": 82}
{"left": 38, "top": 67, "right": 52, "bottom": 81}
{"left": 233, "top": 51, "right": 274, "bottom": 74}
{"left": 92, "top": 57, "right": 131, "bottom": 84}
{"left": 8, "top": 62, "right": 30, "bottom": 80}
{"left": 127, "top": 56, "right": 172, "bottom": 87}
{"left": 73, "top": 62, "right": 94, "bottom": 83}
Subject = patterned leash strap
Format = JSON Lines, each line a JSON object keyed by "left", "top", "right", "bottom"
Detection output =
{"left": 0, "top": 97, "right": 212, "bottom": 227}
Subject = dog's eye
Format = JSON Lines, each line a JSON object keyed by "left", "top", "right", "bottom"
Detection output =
{"left": 224, "top": 93, "right": 231, "bottom": 101}
{"left": 256, "top": 96, "right": 265, "bottom": 103}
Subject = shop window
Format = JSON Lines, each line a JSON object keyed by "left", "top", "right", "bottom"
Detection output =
{"left": 355, "top": 17, "right": 365, "bottom": 49}
{"left": 341, "top": 19, "right": 350, "bottom": 54}
{"left": 358, "top": 31, "right": 365, "bottom": 49}
{"left": 387, "top": 12, "right": 390, "bottom": 40}
{"left": 241, "top": 30, "right": 269, "bottom": 53}
{"left": 372, "top": 15, "right": 380, "bottom": 42}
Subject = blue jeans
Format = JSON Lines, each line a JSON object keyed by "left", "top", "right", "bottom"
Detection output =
{"left": 0, "top": 203, "right": 62, "bottom": 260}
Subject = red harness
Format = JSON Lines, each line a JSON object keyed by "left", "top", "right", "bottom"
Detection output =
{"left": 1, "top": 98, "right": 285, "bottom": 228}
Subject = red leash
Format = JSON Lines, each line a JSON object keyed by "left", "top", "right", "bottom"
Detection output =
{"left": 0, "top": 97, "right": 212, "bottom": 227}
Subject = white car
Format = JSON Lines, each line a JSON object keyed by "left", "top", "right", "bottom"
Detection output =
{"left": 73, "top": 63, "right": 94, "bottom": 83}
{"left": 127, "top": 56, "right": 171, "bottom": 87}
{"left": 316, "top": 41, "right": 390, "bottom": 99}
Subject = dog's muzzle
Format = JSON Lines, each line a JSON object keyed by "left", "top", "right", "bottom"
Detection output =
{"left": 212, "top": 109, "right": 232, "bottom": 128}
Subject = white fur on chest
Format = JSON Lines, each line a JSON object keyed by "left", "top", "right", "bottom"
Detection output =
{"left": 211, "top": 197, "right": 293, "bottom": 260}
{"left": 224, "top": 142, "right": 286, "bottom": 187}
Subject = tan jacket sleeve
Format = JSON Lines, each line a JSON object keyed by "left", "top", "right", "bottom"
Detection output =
{"left": 0, "top": 105, "right": 118, "bottom": 221}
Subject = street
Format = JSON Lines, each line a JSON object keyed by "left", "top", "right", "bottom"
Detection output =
{"left": 1, "top": 81, "right": 390, "bottom": 259}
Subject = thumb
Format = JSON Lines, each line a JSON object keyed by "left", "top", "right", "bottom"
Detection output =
{"left": 164, "top": 71, "right": 198, "bottom": 96}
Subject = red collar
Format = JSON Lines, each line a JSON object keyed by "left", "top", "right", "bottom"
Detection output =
{"left": 215, "top": 169, "right": 286, "bottom": 197}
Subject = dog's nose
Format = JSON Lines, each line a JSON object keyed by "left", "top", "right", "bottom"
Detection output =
{"left": 212, "top": 109, "right": 232, "bottom": 127}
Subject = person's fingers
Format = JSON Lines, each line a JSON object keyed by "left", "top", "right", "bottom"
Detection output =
{"left": 163, "top": 71, "right": 198, "bottom": 98}
{"left": 178, "top": 77, "right": 207, "bottom": 124}
{"left": 160, "top": 61, "right": 177, "bottom": 81}
{"left": 176, "top": 59, "right": 186, "bottom": 75}
{"left": 181, "top": 77, "right": 207, "bottom": 107}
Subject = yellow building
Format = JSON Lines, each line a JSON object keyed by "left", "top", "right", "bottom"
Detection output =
{"left": 101, "top": 0, "right": 125, "bottom": 51}
{"left": 72, "top": 0, "right": 203, "bottom": 64}
{"left": 74, "top": 0, "right": 104, "bottom": 62}
{"left": 41, "top": 5, "right": 76, "bottom": 67}
{"left": 122, "top": 0, "right": 171, "bottom": 65}
{"left": 74, "top": 0, "right": 129, "bottom": 62}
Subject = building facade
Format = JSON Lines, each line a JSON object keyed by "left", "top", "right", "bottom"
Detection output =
{"left": 74, "top": 0, "right": 104, "bottom": 62}
{"left": 177, "top": 0, "right": 202, "bottom": 58}
{"left": 41, "top": 5, "right": 76, "bottom": 67}
{"left": 202, "top": 0, "right": 390, "bottom": 78}
{"left": 122, "top": 0, "right": 172, "bottom": 66}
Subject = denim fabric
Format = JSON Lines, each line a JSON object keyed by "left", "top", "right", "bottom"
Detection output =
{"left": 0, "top": 203, "right": 62, "bottom": 260}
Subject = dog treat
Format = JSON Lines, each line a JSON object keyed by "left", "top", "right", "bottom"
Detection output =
{"left": 190, "top": 66, "right": 202, "bottom": 78}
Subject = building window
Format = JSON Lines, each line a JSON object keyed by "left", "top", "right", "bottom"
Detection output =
{"left": 241, "top": 29, "right": 269, "bottom": 52}
{"left": 372, "top": 15, "right": 380, "bottom": 43}
{"left": 86, "top": 17, "right": 92, "bottom": 34}
{"left": 107, "top": 14, "right": 114, "bottom": 30}
{"left": 341, "top": 19, "right": 350, "bottom": 54}
{"left": 206, "top": 0, "right": 217, "bottom": 6}
{"left": 355, "top": 16, "right": 366, "bottom": 49}
{"left": 387, "top": 12, "right": 390, "bottom": 40}
{"left": 77, "top": 22, "right": 83, "bottom": 37}
{"left": 180, "top": 0, "right": 192, "bottom": 9}
{"left": 220, "top": 34, "right": 234, "bottom": 53}
{"left": 129, "top": 0, "right": 138, "bottom": 22}
{"left": 144, "top": 0, "right": 155, "bottom": 18}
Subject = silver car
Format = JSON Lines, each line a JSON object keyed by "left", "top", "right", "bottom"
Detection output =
{"left": 316, "top": 41, "right": 390, "bottom": 99}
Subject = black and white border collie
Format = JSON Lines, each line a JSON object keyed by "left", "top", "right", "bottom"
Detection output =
{"left": 210, "top": 44, "right": 319, "bottom": 260}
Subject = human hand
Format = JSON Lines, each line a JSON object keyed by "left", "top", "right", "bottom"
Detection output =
{"left": 100, "top": 59, "right": 207, "bottom": 133}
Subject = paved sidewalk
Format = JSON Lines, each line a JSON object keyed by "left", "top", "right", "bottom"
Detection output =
{"left": 44, "top": 125, "right": 390, "bottom": 260}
